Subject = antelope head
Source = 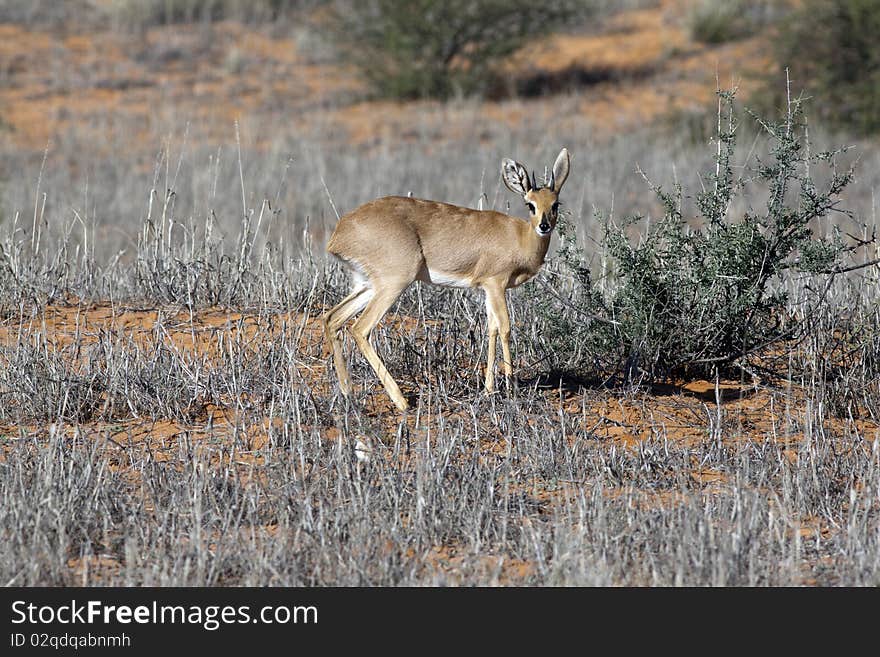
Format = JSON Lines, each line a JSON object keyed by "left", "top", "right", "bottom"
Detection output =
{"left": 501, "top": 148, "right": 570, "bottom": 237}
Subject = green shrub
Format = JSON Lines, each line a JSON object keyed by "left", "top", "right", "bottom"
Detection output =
{"left": 774, "top": 0, "right": 880, "bottom": 135}
{"left": 326, "top": 0, "right": 595, "bottom": 100}
{"left": 552, "top": 90, "right": 861, "bottom": 383}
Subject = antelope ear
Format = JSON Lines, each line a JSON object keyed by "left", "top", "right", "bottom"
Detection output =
{"left": 501, "top": 158, "right": 532, "bottom": 196}
{"left": 551, "top": 148, "right": 570, "bottom": 193}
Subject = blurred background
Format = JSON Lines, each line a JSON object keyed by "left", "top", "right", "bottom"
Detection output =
{"left": 0, "top": 0, "right": 877, "bottom": 262}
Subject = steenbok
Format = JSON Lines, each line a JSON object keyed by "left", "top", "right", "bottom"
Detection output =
{"left": 323, "top": 148, "right": 571, "bottom": 411}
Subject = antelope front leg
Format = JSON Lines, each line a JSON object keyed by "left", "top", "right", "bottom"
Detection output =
{"left": 483, "top": 283, "right": 512, "bottom": 393}
{"left": 485, "top": 308, "right": 498, "bottom": 393}
{"left": 491, "top": 288, "right": 513, "bottom": 380}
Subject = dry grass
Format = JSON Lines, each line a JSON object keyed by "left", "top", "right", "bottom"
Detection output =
{"left": 0, "top": 239, "right": 877, "bottom": 585}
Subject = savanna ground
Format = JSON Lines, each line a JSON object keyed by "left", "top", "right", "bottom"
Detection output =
{"left": 0, "top": 0, "right": 878, "bottom": 586}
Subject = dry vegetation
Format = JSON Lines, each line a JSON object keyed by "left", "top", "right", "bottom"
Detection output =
{"left": 0, "top": 0, "right": 878, "bottom": 586}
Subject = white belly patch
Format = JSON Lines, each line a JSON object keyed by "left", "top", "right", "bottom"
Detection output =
{"left": 423, "top": 268, "right": 473, "bottom": 288}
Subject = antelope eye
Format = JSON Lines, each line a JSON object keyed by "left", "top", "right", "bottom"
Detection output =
{"left": 551, "top": 202, "right": 559, "bottom": 214}
{"left": 526, "top": 202, "right": 537, "bottom": 214}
